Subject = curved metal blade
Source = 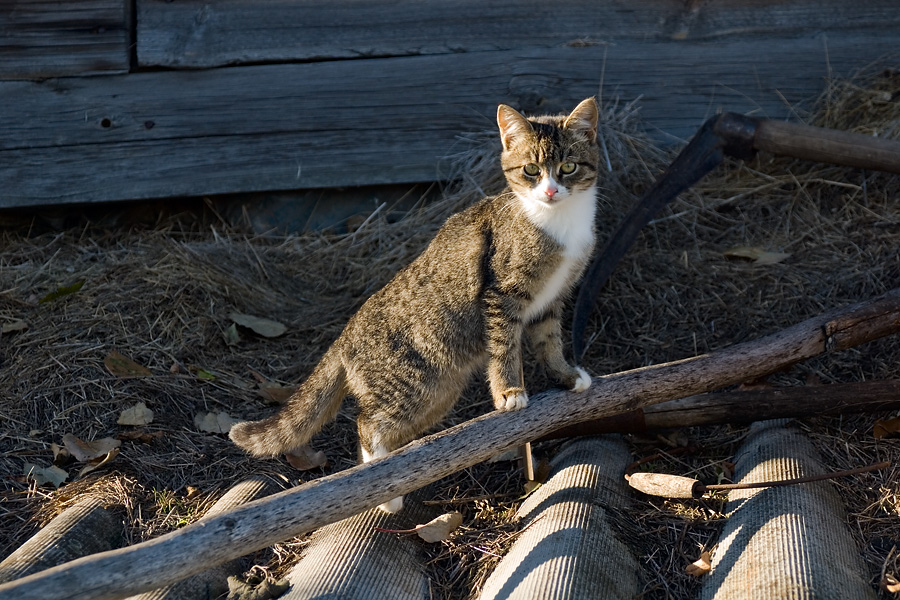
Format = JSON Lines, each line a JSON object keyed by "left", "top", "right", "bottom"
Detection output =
{"left": 572, "top": 113, "right": 758, "bottom": 360}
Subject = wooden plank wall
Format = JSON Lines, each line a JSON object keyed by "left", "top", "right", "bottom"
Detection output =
{"left": 1, "top": 0, "right": 898, "bottom": 208}
{"left": 0, "top": 1, "right": 130, "bottom": 79}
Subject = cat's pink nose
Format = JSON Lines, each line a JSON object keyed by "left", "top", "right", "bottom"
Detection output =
{"left": 545, "top": 184, "right": 557, "bottom": 198}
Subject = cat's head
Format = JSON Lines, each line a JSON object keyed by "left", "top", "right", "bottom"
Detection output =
{"left": 497, "top": 98, "right": 600, "bottom": 209}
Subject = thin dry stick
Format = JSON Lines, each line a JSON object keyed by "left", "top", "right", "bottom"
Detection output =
{"left": 1, "top": 288, "right": 898, "bottom": 600}
{"left": 702, "top": 460, "right": 891, "bottom": 492}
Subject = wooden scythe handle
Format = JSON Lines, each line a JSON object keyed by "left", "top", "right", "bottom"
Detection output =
{"left": 754, "top": 120, "right": 900, "bottom": 174}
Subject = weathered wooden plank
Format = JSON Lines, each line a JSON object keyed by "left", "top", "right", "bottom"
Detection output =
{"left": 1, "top": 32, "right": 896, "bottom": 207}
{"left": 0, "top": 1, "right": 130, "bottom": 80}
{"left": 136, "top": 0, "right": 900, "bottom": 69}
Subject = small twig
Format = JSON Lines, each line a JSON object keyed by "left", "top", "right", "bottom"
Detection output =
{"left": 626, "top": 461, "right": 890, "bottom": 499}
{"left": 700, "top": 460, "right": 890, "bottom": 493}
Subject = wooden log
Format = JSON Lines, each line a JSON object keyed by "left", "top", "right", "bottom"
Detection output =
{"left": 123, "top": 475, "right": 283, "bottom": 600}
{"left": 136, "top": 0, "right": 900, "bottom": 69}
{"left": 0, "top": 288, "right": 898, "bottom": 600}
{"left": 0, "top": 0, "right": 130, "bottom": 80}
{"left": 2, "top": 30, "right": 897, "bottom": 207}
{"left": 0, "top": 498, "right": 122, "bottom": 583}
{"left": 538, "top": 380, "right": 900, "bottom": 439}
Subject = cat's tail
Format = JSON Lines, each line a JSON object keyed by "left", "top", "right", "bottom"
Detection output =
{"left": 229, "top": 343, "right": 347, "bottom": 457}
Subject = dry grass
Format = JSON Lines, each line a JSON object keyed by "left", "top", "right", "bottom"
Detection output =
{"left": 1, "top": 67, "right": 900, "bottom": 599}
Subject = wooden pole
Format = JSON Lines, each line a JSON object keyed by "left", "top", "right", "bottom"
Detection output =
{"left": 538, "top": 379, "right": 900, "bottom": 440}
{"left": 1, "top": 288, "right": 898, "bottom": 600}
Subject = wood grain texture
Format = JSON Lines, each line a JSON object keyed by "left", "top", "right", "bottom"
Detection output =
{"left": 2, "top": 30, "right": 896, "bottom": 207}
{"left": 0, "top": 287, "right": 897, "bottom": 600}
{"left": 136, "top": 0, "right": 900, "bottom": 68}
{"left": 0, "top": 1, "right": 129, "bottom": 80}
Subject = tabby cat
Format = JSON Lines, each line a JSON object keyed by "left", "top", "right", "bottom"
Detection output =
{"left": 230, "top": 97, "right": 601, "bottom": 512}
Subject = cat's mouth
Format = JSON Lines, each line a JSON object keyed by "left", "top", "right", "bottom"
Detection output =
{"left": 536, "top": 194, "right": 564, "bottom": 207}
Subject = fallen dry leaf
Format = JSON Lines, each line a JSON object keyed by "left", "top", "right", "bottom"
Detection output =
{"left": 882, "top": 573, "right": 900, "bottom": 593}
{"left": 523, "top": 480, "right": 542, "bottom": 495}
{"left": 723, "top": 246, "right": 791, "bottom": 265}
{"left": 78, "top": 447, "right": 119, "bottom": 478}
{"left": 226, "top": 575, "right": 290, "bottom": 600}
{"left": 117, "top": 430, "right": 164, "bottom": 444}
{"left": 62, "top": 433, "right": 121, "bottom": 462}
{"left": 229, "top": 312, "right": 287, "bottom": 338}
{"left": 375, "top": 512, "right": 464, "bottom": 543}
{"left": 24, "top": 463, "right": 68, "bottom": 488}
{"left": 105, "top": 350, "right": 152, "bottom": 378}
{"left": 50, "top": 442, "right": 70, "bottom": 464}
{"left": 416, "top": 512, "right": 463, "bottom": 543}
{"left": 224, "top": 323, "right": 242, "bottom": 347}
{"left": 686, "top": 551, "right": 712, "bottom": 576}
{"left": 118, "top": 402, "right": 154, "bottom": 426}
{"left": 874, "top": 417, "right": 900, "bottom": 439}
{"left": 285, "top": 445, "right": 328, "bottom": 470}
{"left": 257, "top": 382, "right": 296, "bottom": 405}
{"left": 1, "top": 319, "right": 28, "bottom": 334}
{"left": 194, "top": 411, "right": 239, "bottom": 434}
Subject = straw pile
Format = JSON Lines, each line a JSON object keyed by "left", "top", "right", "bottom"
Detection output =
{"left": 1, "top": 68, "right": 899, "bottom": 599}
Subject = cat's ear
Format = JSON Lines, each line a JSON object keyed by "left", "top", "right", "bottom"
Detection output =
{"left": 563, "top": 97, "right": 599, "bottom": 144}
{"left": 497, "top": 104, "right": 534, "bottom": 151}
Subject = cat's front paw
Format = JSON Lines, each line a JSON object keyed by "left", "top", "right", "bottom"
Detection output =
{"left": 496, "top": 388, "right": 529, "bottom": 411}
{"left": 571, "top": 367, "right": 591, "bottom": 393}
{"left": 378, "top": 495, "right": 404, "bottom": 514}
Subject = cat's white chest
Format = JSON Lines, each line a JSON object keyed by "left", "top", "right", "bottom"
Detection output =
{"left": 520, "top": 185, "right": 596, "bottom": 321}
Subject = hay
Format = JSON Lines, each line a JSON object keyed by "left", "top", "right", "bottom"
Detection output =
{"left": 1, "top": 68, "right": 899, "bottom": 599}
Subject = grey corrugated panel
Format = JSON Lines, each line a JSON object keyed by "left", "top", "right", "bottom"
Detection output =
{"left": 284, "top": 493, "right": 436, "bottom": 600}
{"left": 478, "top": 436, "right": 639, "bottom": 600}
{"left": 126, "top": 474, "right": 284, "bottom": 600}
{"left": 701, "top": 420, "right": 875, "bottom": 600}
{"left": 0, "top": 497, "right": 123, "bottom": 583}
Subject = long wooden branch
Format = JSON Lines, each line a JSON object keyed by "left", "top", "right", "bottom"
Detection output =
{"left": 538, "top": 379, "right": 900, "bottom": 439}
{"left": 1, "top": 288, "right": 898, "bottom": 600}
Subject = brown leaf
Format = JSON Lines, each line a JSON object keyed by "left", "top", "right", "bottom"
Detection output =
{"left": 224, "top": 323, "right": 242, "bottom": 346}
{"left": 62, "top": 433, "right": 121, "bottom": 462}
{"left": 229, "top": 312, "right": 287, "bottom": 338}
{"left": 50, "top": 442, "right": 70, "bottom": 465}
{"left": 285, "top": 445, "right": 328, "bottom": 470}
{"left": 416, "top": 512, "right": 463, "bottom": 543}
{"left": 723, "top": 246, "right": 790, "bottom": 265}
{"left": 194, "top": 411, "right": 238, "bottom": 434}
{"left": 685, "top": 551, "right": 712, "bottom": 576}
{"left": 374, "top": 511, "right": 464, "bottom": 543}
{"left": 882, "top": 574, "right": 900, "bottom": 593}
{"left": 1, "top": 319, "right": 28, "bottom": 334}
{"left": 24, "top": 463, "right": 68, "bottom": 488}
{"left": 257, "top": 382, "right": 297, "bottom": 406}
{"left": 105, "top": 350, "right": 152, "bottom": 378}
{"left": 118, "top": 402, "right": 154, "bottom": 426}
{"left": 117, "top": 430, "right": 164, "bottom": 444}
{"left": 78, "top": 448, "right": 119, "bottom": 478}
{"left": 874, "top": 417, "right": 900, "bottom": 439}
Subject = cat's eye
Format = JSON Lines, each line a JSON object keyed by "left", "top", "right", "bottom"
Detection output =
{"left": 523, "top": 163, "right": 540, "bottom": 177}
{"left": 559, "top": 162, "right": 577, "bottom": 175}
